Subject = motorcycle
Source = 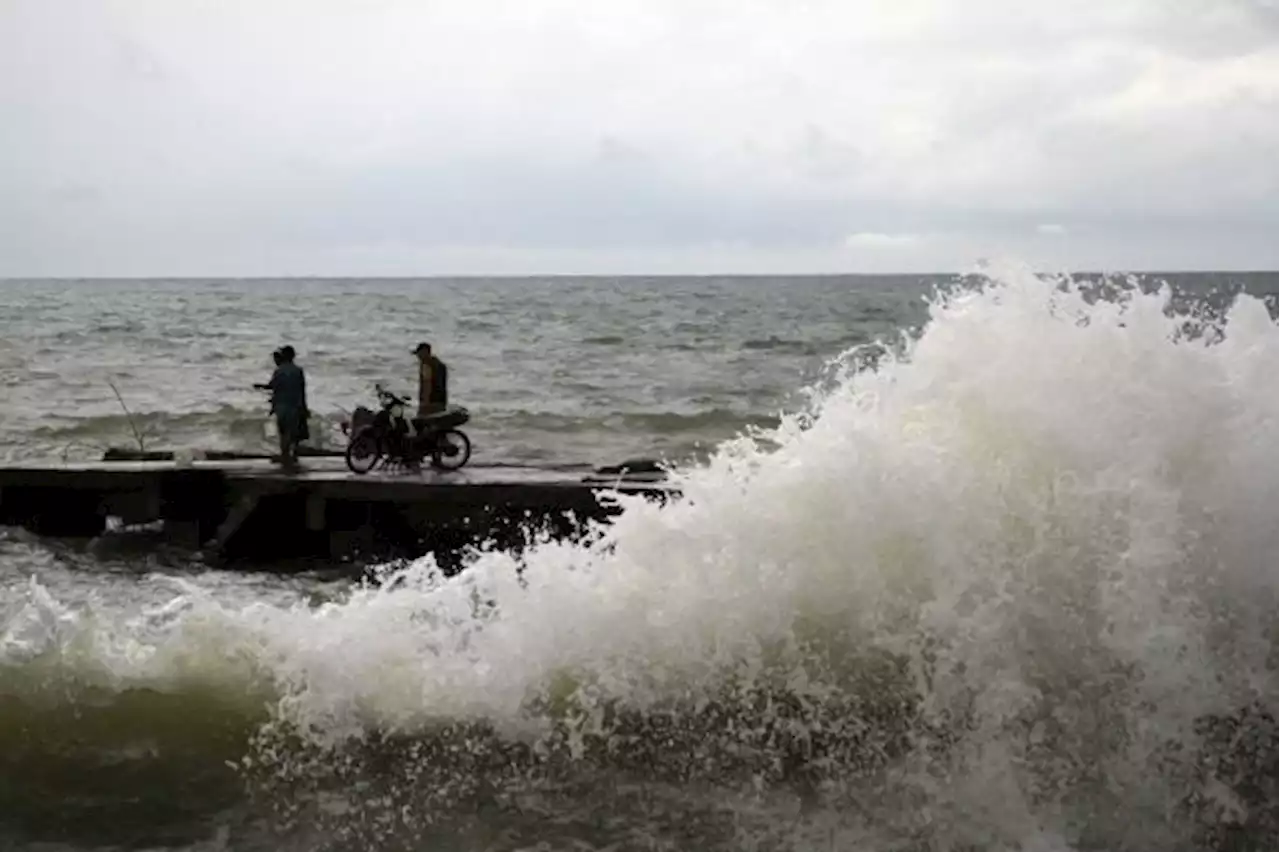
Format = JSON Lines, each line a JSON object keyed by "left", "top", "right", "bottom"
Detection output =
{"left": 342, "top": 384, "right": 473, "bottom": 474}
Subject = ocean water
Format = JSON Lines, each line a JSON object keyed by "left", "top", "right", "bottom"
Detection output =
{"left": 0, "top": 269, "right": 1276, "bottom": 851}
{"left": 0, "top": 274, "right": 945, "bottom": 468}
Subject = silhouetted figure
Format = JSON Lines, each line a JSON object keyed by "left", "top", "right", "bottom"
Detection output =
{"left": 413, "top": 341, "right": 448, "bottom": 418}
{"left": 255, "top": 349, "right": 285, "bottom": 413}
{"left": 263, "top": 345, "right": 308, "bottom": 468}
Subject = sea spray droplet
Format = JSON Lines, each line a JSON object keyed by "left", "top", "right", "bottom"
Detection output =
{"left": 0, "top": 577, "right": 82, "bottom": 664}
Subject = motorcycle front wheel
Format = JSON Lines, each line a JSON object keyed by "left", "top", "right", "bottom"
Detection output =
{"left": 345, "top": 428, "right": 383, "bottom": 475}
{"left": 430, "top": 429, "right": 472, "bottom": 471}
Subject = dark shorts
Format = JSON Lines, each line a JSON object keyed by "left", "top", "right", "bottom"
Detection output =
{"left": 276, "top": 409, "right": 307, "bottom": 441}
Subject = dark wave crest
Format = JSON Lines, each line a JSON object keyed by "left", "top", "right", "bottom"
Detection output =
{"left": 0, "top": 674, "right": 270, "bottom": 848}
{"left": 0, "top": 647, "right": 1271, "bottom": 852}
{"left": 239, "top": 654, "right": 1276, "bottom": 852}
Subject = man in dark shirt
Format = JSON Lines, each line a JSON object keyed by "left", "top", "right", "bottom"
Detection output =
{"left": 413, "top": 342, "right": 448, "bottom": 418}
{"left": 263, "top": 345, "right": 308, "bottom": 468}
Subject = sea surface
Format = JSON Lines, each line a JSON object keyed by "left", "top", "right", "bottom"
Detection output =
{"left": 0, "top": 270, "right": 1276, "bottom": 851}
{"left": 0, "top": 274, "right": 944, "bottom": 468}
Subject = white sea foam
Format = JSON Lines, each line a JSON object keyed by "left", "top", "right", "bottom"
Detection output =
{"left": 2, "top": 270, "right": 1275, "bottom": 850}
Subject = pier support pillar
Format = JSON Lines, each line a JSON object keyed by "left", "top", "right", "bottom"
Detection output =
{"left": 213, "top": 494, "right": 261, "bottom": 553}
{"left": 305, "top": 493, "right": 326, "bottom": 532}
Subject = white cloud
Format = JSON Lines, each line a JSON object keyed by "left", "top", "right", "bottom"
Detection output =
{"left": 0, "top": 0, "right": 1275, "bottom": 276}
{"left": 844, "top": 232, "right": 923, "bottom": 248}
{"left": 1037, "top": 224, "right": 1068, "bottom": 236}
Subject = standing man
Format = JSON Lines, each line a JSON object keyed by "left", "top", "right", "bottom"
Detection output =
{"left": 255, "top": 349, "right": 284, "bottom": 412}
{"left": 413, "top": 342, "right": 448, "bottom": 418}
{"left": 265, "top": 344, "right": 308, "bottom": 469}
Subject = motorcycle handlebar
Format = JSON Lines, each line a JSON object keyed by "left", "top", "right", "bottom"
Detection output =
{"left": 375, "top": 385, "right": 410, "bottom": 406}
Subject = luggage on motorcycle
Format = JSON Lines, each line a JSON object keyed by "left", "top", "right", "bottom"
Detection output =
{"left": 413, "top": 405, "right": 469, "bottom": 432}
{"left": 349, "top": 405, "right": 376, "bottom": 433}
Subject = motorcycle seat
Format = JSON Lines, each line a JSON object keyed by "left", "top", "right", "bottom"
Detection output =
{"left": 412, "top": 405, "right": 470, "bottom": 433}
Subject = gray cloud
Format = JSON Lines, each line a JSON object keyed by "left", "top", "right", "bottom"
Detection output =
{"left": 0, "top": 0, "right": 1275, "bottom": 276}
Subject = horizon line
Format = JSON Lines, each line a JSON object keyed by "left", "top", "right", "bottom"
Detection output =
{"left": 3, "top": 269, "right": 1277, "bottom": 282}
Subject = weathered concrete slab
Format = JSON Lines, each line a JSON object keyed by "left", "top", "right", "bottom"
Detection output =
{"left": 0, "top": 458, "right": 670, "bottom": 488}
{"left": 0, "top": 457, "right": 678, "bottom": 569}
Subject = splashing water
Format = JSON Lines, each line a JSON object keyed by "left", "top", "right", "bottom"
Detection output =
{"left": 2, "top": 271, "right": 1276, "bottom": 851}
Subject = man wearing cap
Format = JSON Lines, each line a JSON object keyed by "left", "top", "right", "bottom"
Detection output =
{"left": 414, "top": 342, "right": 448, "bottom": 419}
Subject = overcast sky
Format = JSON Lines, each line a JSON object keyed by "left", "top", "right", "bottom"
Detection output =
{"left": 1, "top": 0, "right": 1276, "bottom": 276}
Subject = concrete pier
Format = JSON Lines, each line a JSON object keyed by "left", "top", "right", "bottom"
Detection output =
{"left": 0, "top": 453, "right": 675, "bottom": 570}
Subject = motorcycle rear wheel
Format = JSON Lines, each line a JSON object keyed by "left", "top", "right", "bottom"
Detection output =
{"left": 345, "top": 428, "right": 383, "bottom": 475}
{"left": 430, "top": 429, "right": 472, "bottom": 471}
